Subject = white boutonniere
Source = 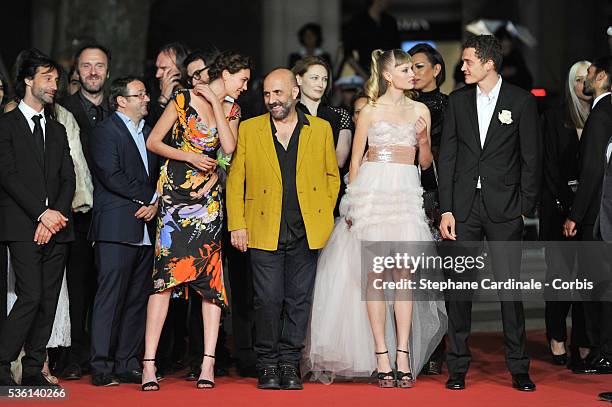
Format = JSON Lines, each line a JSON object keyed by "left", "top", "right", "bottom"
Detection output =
{"left": 498, "top": 110, "right": 513, "bottom": 125}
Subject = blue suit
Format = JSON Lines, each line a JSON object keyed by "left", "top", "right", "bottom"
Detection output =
{"left": 88, "top": 112, "right": 159, "bottom": 376}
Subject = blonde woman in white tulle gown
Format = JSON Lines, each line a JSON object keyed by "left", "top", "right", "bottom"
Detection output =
{"left": 304, "top": 49, "right": 447, "bottom": 387}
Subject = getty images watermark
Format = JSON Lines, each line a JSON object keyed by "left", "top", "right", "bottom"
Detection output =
{"left": 360, "top": 241, "right": 608, "bottom": 302}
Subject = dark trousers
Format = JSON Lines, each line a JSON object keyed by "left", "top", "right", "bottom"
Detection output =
{"left": 0, "top": 241, "right": 67, "bottom": 377}
{"left": 250, "top": 236, "right": 317, "bottom": 369}
{"left": 65, "top": 212, "right": 96, "bottom": 367}
{"left": 228, "top": 242, "right": 256, "bottom": 369}
{"left": 0, "top": 244, "right": 6, "bottom": 328}
{"left": 446, "top": 191, "right": 530, "bottom": 375}
{"left": 544, "top": 240, "right": 588, "bottom": 350}
{"left": 90, "top": 242, "right": 152, "bottom": 375}
{"left": 580, "top": 224, "right": 612, "bottom": 359}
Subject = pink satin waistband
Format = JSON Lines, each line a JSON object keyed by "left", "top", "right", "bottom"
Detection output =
{"left": 367, "top": 146, "right": 416, "bottom": 164}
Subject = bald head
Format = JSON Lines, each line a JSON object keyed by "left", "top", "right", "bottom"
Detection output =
{"left": 263, "top": 68, "right": 300, "bottom": 120}
{"left": 265, "top": 68, "right": 298, "bottom": 88}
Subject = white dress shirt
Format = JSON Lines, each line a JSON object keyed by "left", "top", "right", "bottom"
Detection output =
{"left": 116, "top": 111, "right": 155, "bottom": 246}
{"left": 475, "top": 76, "right": 503, "bottom": 188}
{"left": 19, "top": 100, "right": 49, "bottom": 218}
{"left": 18, "top": 100, "right": 46, "bottom": 140}
{"left": 593, "top": 91, "right": 611, "bottom": 109}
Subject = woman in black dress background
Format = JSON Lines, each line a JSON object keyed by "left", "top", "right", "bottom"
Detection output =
{"left": 540, "top": 60, "right": 592, "bottom": 368}
{"left": 407, "top": 43, "right": 448, "bottom": 375}
{"left": 292, "top": 56, "right": 353, "bottom": 215}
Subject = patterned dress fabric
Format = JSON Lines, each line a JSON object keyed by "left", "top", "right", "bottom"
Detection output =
{"left": 153, "top": 89, "right": 239, "bottom": 308}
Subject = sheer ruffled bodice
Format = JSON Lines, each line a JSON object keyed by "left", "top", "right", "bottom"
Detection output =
{"left": 367, "top": 121, "right": 417, "bottom": 165}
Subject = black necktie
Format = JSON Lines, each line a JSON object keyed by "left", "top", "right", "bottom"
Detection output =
{"left": 31, "top": 114, "right": 45, "bottom": 157}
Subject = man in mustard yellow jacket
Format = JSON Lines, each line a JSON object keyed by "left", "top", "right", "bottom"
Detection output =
{"left": 227, "top": 69, "right": 339, "bottom": 390}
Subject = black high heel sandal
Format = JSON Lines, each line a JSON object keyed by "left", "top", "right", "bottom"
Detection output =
{"left": 375, "top": 350, "right": 396, "bottom": 388}
{"left": 141, "top": 359, "right": 160, "bottom": 391}
{"left": 196, "top": 354, "right": 216, "bottom": 389}
{"left": 396, "top": 349, "right": 414, "bottom": 388}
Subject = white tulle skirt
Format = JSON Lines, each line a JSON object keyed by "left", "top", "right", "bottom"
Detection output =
{"left": 303, "top": 162, "right": 447, "bottom": 383}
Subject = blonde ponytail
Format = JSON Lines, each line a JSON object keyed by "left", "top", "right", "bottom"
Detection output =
{"left": 364, "top": 49, "right": 385, "bottom": 104}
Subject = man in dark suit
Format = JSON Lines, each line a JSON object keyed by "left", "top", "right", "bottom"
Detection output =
{"left": 438, "top": 35, "right": 540, "bottom": 391}
{"left": 88, "top": 76, "right": 158, "bottom": 386}
{"left": 565, "top": 56, "right": 612, "bottom": 375}
{"left": 58, "top": 43, "right": 111, "bottom": 380}
{"left": 0, "top": 49, "right": 75, "bottom": 386}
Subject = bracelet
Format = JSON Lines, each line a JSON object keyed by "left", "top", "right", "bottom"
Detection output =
{"left": 158, "top": 95, "right": 169, "bottom": 105}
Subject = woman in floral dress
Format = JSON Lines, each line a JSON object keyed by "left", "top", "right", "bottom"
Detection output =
{"left": 143, "top": 52, "right": 252, "bottom": 390}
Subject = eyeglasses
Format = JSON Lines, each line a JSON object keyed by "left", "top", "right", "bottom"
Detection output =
{"left": 124, "top": 91, "right": 149, "bottom": 100}
{"left": 189, "top": 66, "right": 209, "bottom": 83}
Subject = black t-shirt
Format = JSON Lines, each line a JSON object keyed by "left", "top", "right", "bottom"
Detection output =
{"left": 270, "top": 109, "right": 309, "bottom": 244}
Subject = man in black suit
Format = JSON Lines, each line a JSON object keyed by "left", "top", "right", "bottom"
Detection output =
{"left": 58, "top": 43, "right": 111, "bottom": 380}
{"left": 0, "top": 49, "right": 75, "bottom": 386}
{"left": 565, "top": 56, "right": 612, "bottom": 375}
{"left": 88, "top": 76, "right": 158, "bottom": 386}
{"left": 438, "top": 35, "right": 540, "bottom": 391}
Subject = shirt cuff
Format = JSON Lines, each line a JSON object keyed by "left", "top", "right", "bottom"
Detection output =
{"left": 37, "top": 208, "right": 49, "bottom": 222}
{"left": 150, "top": 192, "right": 158, "bottom": 205}
{"left": 441, "top": 212, "right": 453, "bottom": 217}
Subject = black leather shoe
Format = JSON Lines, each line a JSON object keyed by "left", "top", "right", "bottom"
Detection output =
{"left": 116, "top": 369, "right": 143, "bottom": 384}
{"left": 511, "top": 373, "right": 536, "bottom": 391}
{"left": 257, "top": 366, "right": 280, "bottom": 390}
{"left": 599, "top": 392, "right": 612, "bottom": 402}
{"left": 61, "top": 363, "right": 82, "bottom": 380}
{"left": 21, "top": 373, "right": 61, "bottom": 387}
{"left": 91, "top": 374, "right": 120, "bottom": 387}
{"left": 572, "top": 358, "right": 598, "bottom": 374}
{"left": 594, "top": 357, "right": 612, "bottom": 374}
{"left": 280, "top": 364, "right": 303, "bottom": 390}
{"left": 445, "top": 373, "right": 465, "bottom": 390}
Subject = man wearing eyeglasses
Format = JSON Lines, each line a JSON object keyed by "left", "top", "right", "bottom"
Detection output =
{"left": 88, "top": 76, "right": 159, "bottom": 387}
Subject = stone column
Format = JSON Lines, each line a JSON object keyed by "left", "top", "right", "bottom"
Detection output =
{"left": 261, "top": 0, "right": 340, "bottom": 74}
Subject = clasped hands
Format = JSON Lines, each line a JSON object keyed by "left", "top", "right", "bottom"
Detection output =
{"left": 34, "top": 209, "right": 68, "bottom": 245}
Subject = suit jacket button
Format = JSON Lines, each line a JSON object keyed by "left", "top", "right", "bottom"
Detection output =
{"left": 261, "top": 211, "right": 264, "bottom": 215}
{"left": 263, "top": 189, "right": 266, "bottom": 193}
{"left": 313, "top": 187, "right": 317, "bottom": 191}
{"left": 318, "top": 209, "right": 321, "bottom": 213}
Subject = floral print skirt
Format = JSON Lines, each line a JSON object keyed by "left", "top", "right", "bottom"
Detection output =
{"left": 153, "top": 158, "right": 227, "bottom": 308}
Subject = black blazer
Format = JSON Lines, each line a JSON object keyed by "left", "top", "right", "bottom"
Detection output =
{"left": 0, "top": 108, "right": 76, "bottom": 242}
{"left": 596, "top": 102, "right": 612, "bottom": 240}
{"left": 539, "top": 106, "right": 580, "bottom": 240}
{"left": 438, "top": 81, "right": 540, "bottom": 223}
{"left": 88, "top": 113, "right": 159, "bottom": 243}
{"left": 59, "top": 92, "right": 104, "bottom": 170}
{"left": 571, "top": 94, "right": 612, "bottom": 226}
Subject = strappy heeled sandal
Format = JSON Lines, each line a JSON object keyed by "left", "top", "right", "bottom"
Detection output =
{"left": 375, "top": 350, "right": 396, "bottom": 388}
{"left": 396, "top": 349, "right": 414, "bottom": 388}
{"left": 196, "top": 354, "right": 215, "bottom": 389}
{"left": 141, "top": 359, "right": 160, "bottom": 391}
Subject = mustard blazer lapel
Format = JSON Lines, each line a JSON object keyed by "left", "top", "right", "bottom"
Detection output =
{"left": 258, "top": 113, "right": 282, "bottom": 182}
{"left": 296, "top": 119, "right": 312, "bottom": 173}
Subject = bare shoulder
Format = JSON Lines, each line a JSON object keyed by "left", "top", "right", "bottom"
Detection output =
{"left": 412, "top": 100, "right": 430, "bottom": 116}
{"left": 358, "top": 103, "right": 376, "bottom": 119}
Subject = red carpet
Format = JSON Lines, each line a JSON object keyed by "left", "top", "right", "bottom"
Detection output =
{"left": 10, "top": 331, "right": 610, "bottom": 407}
